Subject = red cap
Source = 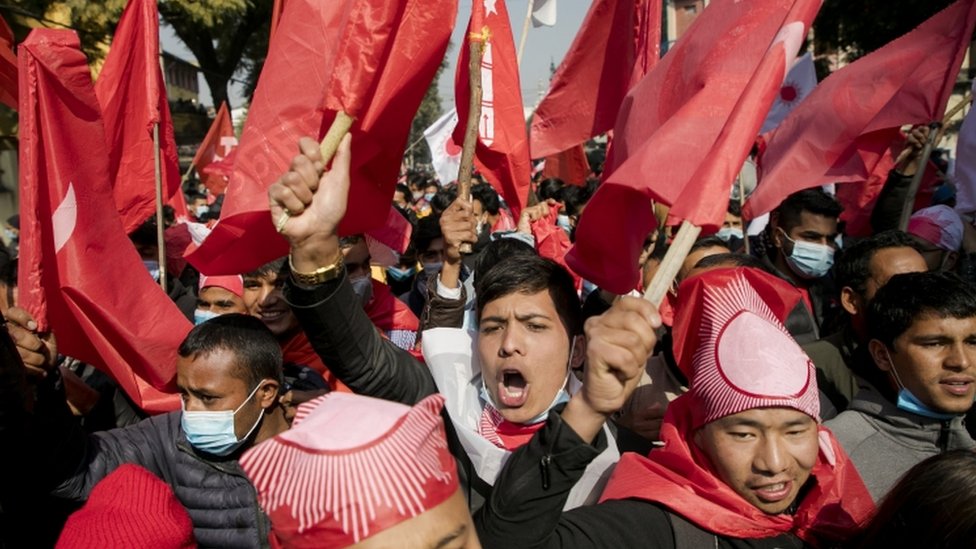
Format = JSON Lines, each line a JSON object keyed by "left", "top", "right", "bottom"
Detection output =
{"left": 198, "top": 274, "right": 244, "bottom": 297}
{"left": 241, "top": 393, "right": 457, "bottom": 548}
{"left": 56, "top": 464, "right": 196, "bottom": 549}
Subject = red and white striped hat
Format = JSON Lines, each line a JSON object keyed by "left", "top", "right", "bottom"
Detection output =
{"left": 674, "top": 268, "right": 820, "bottom": 429}
{"left": 198, "top": 274, "right": 244, "bottom": 298}
{"left": 240, "top": 392, "right": 457, "bottom": 548}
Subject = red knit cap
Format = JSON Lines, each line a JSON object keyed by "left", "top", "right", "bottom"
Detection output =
{"left": 241, "top": 392, "right": 458, "bottom": 548}
{"left": 56, "top": 464, "right": 196, "bottom": 549}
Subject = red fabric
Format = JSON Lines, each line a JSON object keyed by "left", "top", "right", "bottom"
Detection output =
{"left": 479, "top": 404, "right": 546, "bottom": 450}
{"left": 185, "top": 0, "right": 453, "bottom": 275}
{"left": 541, "top": 144, "right": 591, "bottom": 186}
{"left": 0, "top": 15, "right": 16, "bottom": 110}
{"left": 56, "top": 464, "right": 196, "bottom": 549}
{"left": 744, "top": 0, "right": 976, "bottom": 219}
{"left": 364, "top": 279, "right": 419, "bottom": 334}
{"left": 18, "top": 29, "right": 185, "bottom": 414}
{"left": 94, "top": 0, "right": 182, "bottom": 235}
{"left": 530, "top": 0, "right": 660, "bottom": 158}
{"left": 453, "top": 0, "right": 530, "bottom": 219}
{"left": 164, "top": 222, "right": 192, "bottom": 278}
{"left": 530, "top": 208, "right": 581, "bottom": 290}
{"left": 280, "top": 331, "right": 351, "bottom": 393}
{"left": 168, "top": 181, "right": 191, "bottom": 223}
{"left": 599, "top": 396, "right": 874, "bottom": 545}
{"left": 671, "top": 268, "right": 802, "bottom": 380}
{"left": 202, "top": 146, "right": 236, "bottom": 187}
{"left": 491, "top": 208, "right": 517, "bottom": 233}
{"left": 192, "top": 101, "right": 237, "bottom": 195}
{"left": 567, "top": 0, "right": 821, "bottom": 295}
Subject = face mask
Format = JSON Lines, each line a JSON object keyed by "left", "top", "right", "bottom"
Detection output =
{"left": 716, "top": 227, "right": 743, "bottom": 242}
{"left": 424, "top": 192, "right": 435, "bottom": 202}
{"left": 412, "top": 191, "right": 424, "bottom": 200}
{"left": 143, "top": 259, "right": 160, "bottom": 282}
{"left": 883, "top": 348, "right": 958, "bottom": 420}
{"left": 479, "top": 337, "right": 577, "bottom": 425}
{"left": 195, "top": 205, "right": 210, "bottom": 217}
{"left": 557, "top": 214, "right": 572, "bottom": 233}
{"left": 779, "top": 230, "right": 834, "bottom": 279}
{"left": 476, "top": 219, "right": 488, "bottom": 236}
{"left": 349, "top": 275, "right": 374, "bottom": 306}
{"left": 194, "top": 309, "right": 220, "bottom": 326}
{"left": 3, "top": 229, "right": 16, "bottom": 243}
{"left": 386, "top": 266, "right": 416, "bottom": 282}
{"left": 422, "top": 261, "right": 443, "bottom": 274}
{"left": 181, "top": 382, "right": 266, "bottom": 456}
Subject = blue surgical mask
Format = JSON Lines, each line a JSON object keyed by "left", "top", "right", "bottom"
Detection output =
{"left": 479, "top": 338, "right": 576, "bottom": 425}
{"left": 386, "top": 266, "right": 416, "bottom": 281}
{"left": 181, "top": 383, "right": 265, "bottom": 456}
{"left": 194, "top": 309, "right": 220, "bottom": 326}
{"left": 423, "top": 261, "right": 443, "bottom": 274}
{"left": 3, "top": 228, "right": 16, "bottom": 243}
{"left": 884, "top": 348, "right": 958, "bottom": 420}
{"left": 780, "top": 230, "right": 834, "bottom": 279}
{"left": 424, "top": 192, "right": 435, "bottom": 202}
{"left": 143, "top": 259, "right": 160, "bottom": 282}
{"left": 716, "top": 227, "right": 743, "bottom": 242}
{"left": 557, "top": 214, "right": 573, "bottom": 233}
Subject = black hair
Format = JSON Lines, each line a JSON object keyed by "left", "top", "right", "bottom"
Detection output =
{"left": 693, "top": 253, "right": 771, "bottom": 273}
{"left": 774, "top": 189, "right": 843, "bottom": 233}
{"left": 834, "top": 231, "right": 920, "bottom": 296}
{"left": 412, "top": 215, "right": 443, "bottom": 254}
{"left": 690, "top": 236, "right": 731, "bottom": 255}
{"left": 395, "top": 183, "right": 410, "bottom": 197}
{"left": 868, "top": 271, "right": 976, "bottom": 349}
{"left": 537, "top": 178, "right": 564, "bottom": 201}
{"left": 128, "top": 216, "right": 159, "bottom": 248}
{"left": 430, "top": 187, "right": 458, "bottom": 216}
{"left": 475, "top": 254, "right": 582, "bottom": 336}
{"left": 559, "top": 185, "right": 589, "bottom": 217}
{"left": 471, "top": 182, "right": 501, "bottom": 215}
{"left": 244, "top": 257, "right": 287, "bottom": 280}
{"left": 339, "top": 234, "right": 364, "bottom": 248}
{"left": 473, "top": 236, "right": 538, "bottom": 285}
{"left": 178, "top": 313, "right": 283, "bottom": 388}
{"left": 854, "top": 451, "right": 976, "bottom": 549}
{"left": 727, "top": 199, "right": 742, "bottom": 218}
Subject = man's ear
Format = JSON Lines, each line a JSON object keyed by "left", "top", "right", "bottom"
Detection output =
{"left": 868, "top": 339, "right": 893, "bottom": 373}
{"left": 570, "top": 335, "right": 586, "bottom": 370}
{"left": 257, "top": 379, "right": 281, "bottom": 410}
{"left": 944, "top": 250, "right": 960, "bottom": 272}
{"left": 840, "top": 286, "right": 862, "bottom": 316}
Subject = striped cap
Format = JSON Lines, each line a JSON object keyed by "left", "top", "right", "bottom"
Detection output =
{"left": 198, "top": 274, "right": 244, "bottom": 298}
{"left": 240, "top": 392, "right": 457, "bottom": 548}
{"left": 677, "top": 269, "right": 820, "bottom": 428}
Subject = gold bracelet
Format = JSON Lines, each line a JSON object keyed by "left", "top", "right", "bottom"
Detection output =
{"left": 288, "top": 253, "right": 344, "bottom": 286}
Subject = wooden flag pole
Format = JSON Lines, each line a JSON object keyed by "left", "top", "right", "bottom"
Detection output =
{"left": 152, "top": 122, "right": 168, "bottom": 293}
{"left": 456, "top": 31, "right": 487, "bottom": 254}
{"left": 643, "top": 220, "right": 702, "bottom": 305}
{"left": 319, "top": 111, "right": 356, "bottom": 165}
{"left": 935, "top": 92, "right": 973, "bottom": 143}
{"left": 897, "top": 121, "right": 941, "bottom": 231}
{"left": 516, "top": 0, "right": 533, "bottom": 66}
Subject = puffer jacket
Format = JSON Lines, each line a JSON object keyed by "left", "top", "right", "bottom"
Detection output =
{"left": 28, "top": 375, "right": 271, "bottom": 548}
{"left": 825, "top": 383, "right": 976, "bottom": 502}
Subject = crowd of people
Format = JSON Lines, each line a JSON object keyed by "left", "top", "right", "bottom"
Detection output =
{"left": 3, "top": 119, "right": 976, "bottom": 549}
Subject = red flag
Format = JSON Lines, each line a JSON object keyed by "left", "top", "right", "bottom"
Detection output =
{"left": 530, "top": 0, "right": 660, "bottom": 158}
{"left": 541, "top": 144, "right": 590, "bottom": 186}
{"left": 0, "top": 15, "right": 16, "bottom": 110}
{"left": 95, "top": 0, "right": 182, "bottom": 234}
{"left": 567, "top": 0, "right": 821, "bottom": 294}
{"left": 192, "top": 101, "right": 237, "bottom": 195}
{"left": 270, "top": 0, "right": 286, "bottom": 43}
{"left": 743, "top": 0, "right": 976, "bottom": 220}
{"left": 18, "top": 29, "right": 187, "bottom": 413}
{"left": 185, "top": 0, "right": 453, "bottom": 275}
{"left": 453, "top": 0, "right": 531, "bottom": 218}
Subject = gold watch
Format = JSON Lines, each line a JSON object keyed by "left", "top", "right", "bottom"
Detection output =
{"left": 288, "top": 253, "right": 344, "bottom": 286}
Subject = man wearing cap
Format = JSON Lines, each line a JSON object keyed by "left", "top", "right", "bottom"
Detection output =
{"left": 267, "top": 136, "right": 656, "bottom": 510}
{"left": 241, "top": 393, "right": 481, "bottom": 548}
{"left": 475, "top": 268, "right": 873, "bottom": 547}
{"left": 3, "top": 313, "right": 291, "bottom": 547}
{"left": 825, "top": 271, "right": 976, "bottom": 501}
{"left": 195, "top": 274, "right": 247, "bottom": 324}
{"left": 906, "top": 204, "right": 964, "bottom": 272}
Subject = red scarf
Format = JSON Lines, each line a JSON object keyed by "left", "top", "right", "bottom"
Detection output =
{"left": 599, "top": 396, "right": 874, "bottom": 546}
{"left": 280, "top": 332, "right": 351, "bottom": 393}
{"left": 479, "top": 405, "right": 545, "bottom": 451}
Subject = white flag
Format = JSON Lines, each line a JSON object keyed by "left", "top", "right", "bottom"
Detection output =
{"left": 953, "top": 81, "right": 976, "bottom": 216}
{"left": 424, "top": 109, "right": 463, "bottom": 186}
{"left": 531, "top": 0, "right": 557, "bottom": 27}
{"left": 760, "top": 52, "right": 817, "bottom": 134}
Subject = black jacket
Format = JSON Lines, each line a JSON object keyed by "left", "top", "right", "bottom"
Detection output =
{"left": 474, "top": 408, "right": 806, "bottom": 548}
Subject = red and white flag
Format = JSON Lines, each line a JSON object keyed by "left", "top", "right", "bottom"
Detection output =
{"left": 18, "top": 29, "right": 186, "bottom": 413}
{"left": 95, "top": 0, "right": 182, "bottom": 234}
{"left": 186, "top": 0, "right": 453, "bottom": 275}
{"left": 568, "top": 0, "right": 821, "bottom": 295}
{"left": 744, "top": 0, "right": 976, "bottom": 219}
{"left": 192, "top": 101, "right": 237, "bottom": 195}
{"left": 453, "top": 0, "right": 531, "bottom": 217}
{"left": 423, "top": 109, "right": 462, "bottom": 186}
{"left": 760, "top": 52, "right": 816, "bottom": 134}
{"left": 0, "top": 15, "right": 16, "bottom": 110}
{"left": 530, "top": 0, "right": 660, "bottom": 158}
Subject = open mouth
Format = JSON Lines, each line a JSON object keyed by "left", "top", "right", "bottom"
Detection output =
{"left": 941, "top": 379, "right": 974, "bottom": 396}
{"left": 497, "top": 370, "right": 529, "bottom": 407}
{"left": 751, "top": 481, "right": 792, "bottom": 503}
{"left": 260, "top": 309, "right": 287, "bottom": 321}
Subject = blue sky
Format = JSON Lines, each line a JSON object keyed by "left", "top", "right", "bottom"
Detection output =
{"left": 161, "top": 1, "right": 592, "bottom": 111}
